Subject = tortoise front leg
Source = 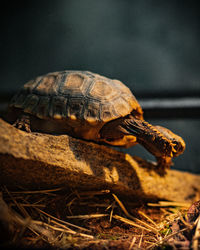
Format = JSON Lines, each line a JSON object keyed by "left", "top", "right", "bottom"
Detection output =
{"left": 156, "top": 156, "right": 173, "bottom": 169}
{"left": 153, "top": 125, "right": 185, "bottom": 168}
{"left": 118, "top": 117, "right": 185, "bottom": 168}
{"left": 13, "top": 113, "right": 31, "bottom": 132}
{"left": 154, "top": 125, "right": 186, "bottom": 157}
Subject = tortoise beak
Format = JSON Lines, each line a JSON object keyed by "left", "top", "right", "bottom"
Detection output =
{"left": 172, "top": 138, "right": 186, "bottom": 157}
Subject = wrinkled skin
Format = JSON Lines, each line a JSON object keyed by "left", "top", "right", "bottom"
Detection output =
{"left": 100, "top": 114, "right": 185, "bottom": 168}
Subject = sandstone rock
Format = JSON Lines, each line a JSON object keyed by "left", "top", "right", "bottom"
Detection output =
{"left": 0, "top": 118, "right": 199, "bottom": 202}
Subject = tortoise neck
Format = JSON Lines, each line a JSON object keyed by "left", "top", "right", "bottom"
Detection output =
{"left": 123, "top": 117, "right": 175, "bottom": 158}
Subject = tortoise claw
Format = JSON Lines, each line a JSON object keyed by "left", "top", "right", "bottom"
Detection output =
{"left": 156, "top": 156, "right": 173, "bottom": 169}
{"left": 13, "top": 114, "right": 31, "bottom": 133}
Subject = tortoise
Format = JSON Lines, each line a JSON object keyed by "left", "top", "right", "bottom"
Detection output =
{"left": 8, "top": 70, "right": 185, "bottom": 168}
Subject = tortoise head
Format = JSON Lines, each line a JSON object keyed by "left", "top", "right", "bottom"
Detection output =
{"left": 153, "top": 125, "right": 186, "bottom": 158}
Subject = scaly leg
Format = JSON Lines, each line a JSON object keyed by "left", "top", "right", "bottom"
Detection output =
{"left": 100, "top": 115, "right": 185, "bottom": 169}
{"left": 13, "top": 113, "right": 31, "bottom": 132}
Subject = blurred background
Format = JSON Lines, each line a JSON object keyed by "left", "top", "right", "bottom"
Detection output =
{"left": 0, "top": 0, "right": 200, "bottom": 173}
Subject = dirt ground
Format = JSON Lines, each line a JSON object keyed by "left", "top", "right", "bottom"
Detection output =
{"left": 0, "top": 186, "right": 199, "bottom": 249}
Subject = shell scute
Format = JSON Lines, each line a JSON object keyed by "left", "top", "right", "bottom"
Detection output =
{"left": 59, "top": 72, "right": 88, "bottom": 97}
{"left": 23, "top": 78, "right": 41, "bottom": 92}
{"left": 88, "top": 79, "right": 119, "bottom": 101}
{"left": 35, "top": 96, "right": 50, "bottom": 119}
{"left": 11, "top": 91, "right": 28, "bottom": 109}
{"left": 112, "top": 96, "right": 132, "bottom": 117}
{"left": 33, "top": 74, "right": 59, "bottom": 95}
{"left": 84, "top": 101, "right": 100, "bottom": 124}
{"left": 23, "top": 94, "right": 39, "bottom": 114}
{"left": 100, "top": 103, "right": 117, "bottom": 122}
{"left": 49, "top": 96, "right": 67, "bottom": 119}
{"left": 67, "top": 97, "right": 85, "bottom": 121}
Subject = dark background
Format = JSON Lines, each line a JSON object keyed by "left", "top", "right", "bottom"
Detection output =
{"left": 1, "top": 0, "right": 200, "bottom": 173}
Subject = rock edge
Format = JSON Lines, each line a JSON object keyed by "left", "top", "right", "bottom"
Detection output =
{"left": 0, "top": 118, "right": 199, "bottom": 202}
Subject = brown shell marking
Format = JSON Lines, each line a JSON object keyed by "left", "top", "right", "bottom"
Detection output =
{"left": 88, "top": 80, "right": 119, "bottom": 101}
{"left": 10, "top": 71, "right": 142, "bottom": 124}
{"left": 59, "top": 73, "right": 89, "bottom": 96}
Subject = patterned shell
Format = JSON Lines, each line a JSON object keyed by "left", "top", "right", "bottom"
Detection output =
{"left": 10, "top": 71, "right": 143, "bottom": 124}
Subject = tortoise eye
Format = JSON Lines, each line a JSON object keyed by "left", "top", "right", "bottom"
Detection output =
{"left": 172, "top": 140, "right": 179, "bottom": 151}
{"left": 171, "top": 140, "right": 185, "bottom": 156}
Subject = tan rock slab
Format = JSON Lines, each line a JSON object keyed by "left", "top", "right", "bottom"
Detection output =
{"left": 0, "top": 118, "right": 199, "bottom": 202}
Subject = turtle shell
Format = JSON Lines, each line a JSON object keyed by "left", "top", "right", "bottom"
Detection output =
{"left": 10, "top": 71, "right": 143, "bottom": 124}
